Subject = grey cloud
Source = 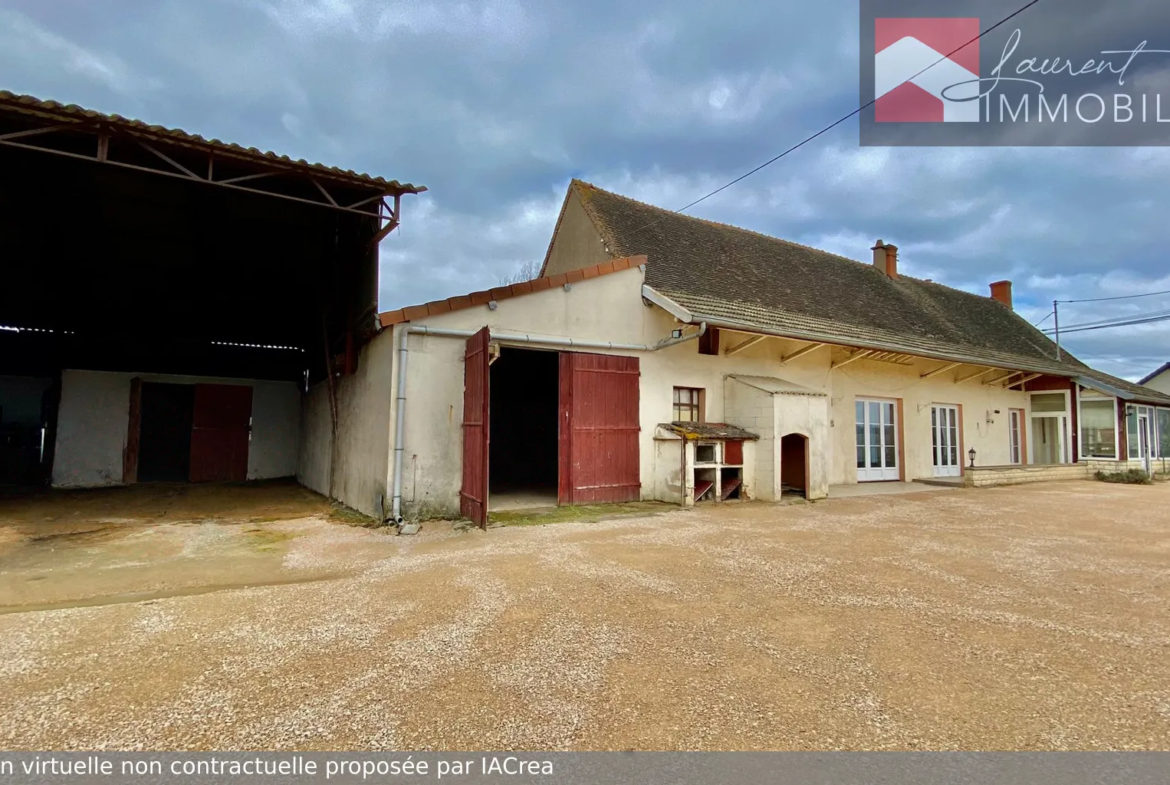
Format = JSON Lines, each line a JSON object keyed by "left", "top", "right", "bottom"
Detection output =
{"left": 1, "top": 0, "right": 1166, "bottom": 380}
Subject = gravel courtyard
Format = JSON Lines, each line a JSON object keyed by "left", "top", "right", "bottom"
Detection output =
{"left": 2, "top": 480, "right": 1169, "bottom": 751}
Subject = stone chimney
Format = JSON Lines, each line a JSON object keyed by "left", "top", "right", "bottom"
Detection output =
{"left": 871, "top": 240, "right": 898, "bottom": 278}
{"left": 990, "top": 280, "right": 1013, "bottom": 309}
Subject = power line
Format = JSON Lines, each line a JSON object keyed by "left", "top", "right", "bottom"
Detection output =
{"left": 623, "top": 0, "right": 1045, "bottom": 238}
{"left": 1033, "top": 310, "right": 1054, "bottom": 327}
{"left": 1043, "top": 312, "right": 1170, "bottom": 336}
{"left": 1045, "top": 307, "right": 1170, "bottom": 332}
{"left": 1043, "top": 306, "right": 1170, "bottom": 332}
{"left": 1057, "top": 288, "right": 1170, "bottom": 304}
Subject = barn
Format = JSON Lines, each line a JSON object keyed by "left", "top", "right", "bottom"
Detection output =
{"left": 0, "top": 92, "right": 423, "bottom": 492}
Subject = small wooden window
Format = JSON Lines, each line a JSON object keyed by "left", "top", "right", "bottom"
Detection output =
{"left": 673, "top": 387, "right": 704, "bottom": 422}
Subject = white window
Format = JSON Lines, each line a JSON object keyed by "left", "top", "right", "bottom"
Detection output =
{"left": 930, "top": 404, "right": 961, "bottom": 477}
{"left": 1009, "top": 409, "right": 1023, "bottom": 465}
{"left": 1029, "top": 390, "right": 1070, "bottom": 465}
{"left": 856, "top": 398, "right": 899, "bottom": 481}
{"left": 1078, "top": 392, "right": 1118, "bottom": 459}
{"left": 1157, "top": 409, "right": 1170, "bottom": 460}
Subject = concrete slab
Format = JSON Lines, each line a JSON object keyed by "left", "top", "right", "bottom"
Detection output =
{"left": 828, "top": 481, "right": 958, "bottom": 498}
{"left": 490, "top": 488, "right": 559, "bottom": 511}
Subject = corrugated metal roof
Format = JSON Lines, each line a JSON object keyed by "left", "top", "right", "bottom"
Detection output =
{"left": 0, "top": 90, "right": 425, "bottom": 193}
{"left": 728, "top": 375, "right": 826, "bottom": 397}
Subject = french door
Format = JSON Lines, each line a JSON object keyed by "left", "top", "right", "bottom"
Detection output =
{"left": 856, "top": 398, "right": 899, "bottom": 481}
{"left": 1009, "top": 410, "right": 1023, "bottom": 464}
{"left": 1137, "top": 411, "right": 1152, "bottom": 474}
{"left": 931, "top": 405, "right": 961, "bottom": 477}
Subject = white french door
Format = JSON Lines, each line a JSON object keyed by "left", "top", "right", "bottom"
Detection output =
{"left": 1009, "top": 410, "right": 1023, "bottom": 464}
{"left": 1137, "top": 412, "right": 1153, "bottom": 474}
{"left": 856, "top": 398, "right": 899, "bottom": 481}
{"left": 931, "top": 405, "right": 961, "bottom": 477}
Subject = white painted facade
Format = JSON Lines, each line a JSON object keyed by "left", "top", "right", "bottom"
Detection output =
{"left": 52, "top": 369, "right": 301, "bottom": 488}
{"left": 298, "top": 265, "right": 1044, "bottom": 520}
{"left": 298, "top": 332, "right": 397, "bottom": 517}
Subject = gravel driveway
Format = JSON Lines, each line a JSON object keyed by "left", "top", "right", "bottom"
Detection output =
{"left": 2, "top": 480, "right": 1169, "bottom": 750}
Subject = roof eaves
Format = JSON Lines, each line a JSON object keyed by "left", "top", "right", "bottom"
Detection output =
{"left": 0, "top": 90, "right": 425, "bottom": 194}
{"left": 380, "top": 255, "right": 645, "bottom": 328}
{"left": 640, "top": 287, "right": 1074, "bottom": 378}
{"left": 1137, "top": 361, "right": 1170, "bottom": 386}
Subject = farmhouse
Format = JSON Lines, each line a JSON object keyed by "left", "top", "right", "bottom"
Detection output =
{"left": 307, "top": 180, "right": 1170, "bottom": 525}
{"left": 3, "top": 90, "right": 1165, "bottom": 527}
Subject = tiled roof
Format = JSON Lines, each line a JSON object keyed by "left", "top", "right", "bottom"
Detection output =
{"left": 658, "top": 422, "right": 760, "bottom": 440}
{"left": 568, "top": 180, "right": 1170, "bottom": 405}
{"left": 379, "top": 255, "right": 644, "bottom": 327}
{"left": 0, "top": 90, "right": 425, "bottom": 193}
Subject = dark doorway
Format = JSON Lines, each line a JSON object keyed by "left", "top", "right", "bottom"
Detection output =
{"left": 780, "top": 433, "right": 809, "bottom": 498}
{"left": 137, "top": 383, "right": 196, "bottom": 482}
{"left": 489, "top": 348, "right": 559, "bottom": 509}
{"left": 0, "top": 375, "right": 56, "bottom": 486}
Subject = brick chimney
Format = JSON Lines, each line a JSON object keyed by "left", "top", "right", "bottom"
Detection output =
{"left": 990, "top": 280, "right": 1013, "bottom": 309}
{"left": 871, "top": 240, "right": 898, "bottom": 278}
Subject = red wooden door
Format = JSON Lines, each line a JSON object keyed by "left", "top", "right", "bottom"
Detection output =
{"left": 558, "top": 352, "right": 641, "bottom": 504}
{"left": 189, "top": 384, "right": 253, "bottom": 483}
{"left": 460, "top": 327, "right": 491, "bottom": 528}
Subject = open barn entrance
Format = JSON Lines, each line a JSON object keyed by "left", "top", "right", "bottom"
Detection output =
{"left": 489, "top": 348, "right": 559, "bottom": 510}
{"left": 0, "top": 91, "right": 421, "bottom": 494}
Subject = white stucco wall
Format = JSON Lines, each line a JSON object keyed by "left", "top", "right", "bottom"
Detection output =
{"left": 52, "top": 369, "right": 302, "bottom": 488}
{"left": 384, "top": 265, "right": 1043, "bottom": 516}
{"left": 826, "top": 358, "right": 1029, "bottom": 484}
{"left": 724, "top": 380, "right": 778, "bottom": 500}
{"left": 1142, "top": 369, "right": 1170, "bottom": 395}
{"left": 297, "top": 329, "right": 397, "bottom": 518}
{"left": 53, "top": 371, "right": 130, "bottom": 487}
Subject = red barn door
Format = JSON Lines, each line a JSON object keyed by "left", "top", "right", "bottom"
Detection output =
{"left": 189, "top": 384, "right": 253, "bottom": 482}
{"left": 559, "top": 352, "right": 640, "bottom": 504}
{"left": 460, "top": 327, "right": 491, "bottom": 528}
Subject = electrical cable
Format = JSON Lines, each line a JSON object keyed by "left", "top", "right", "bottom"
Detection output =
{"left": 1044, "top": 313, "right": 1170, "bottom": 335}
{"left": 621, "top": 0, "right": 1046, "bottom": 238}
{"left": 1057, "top": 288, "right": 1170, "bottom": 304}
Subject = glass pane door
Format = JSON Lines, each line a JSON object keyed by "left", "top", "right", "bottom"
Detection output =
{"left": 931, "top": 405, "right": 961, "bottom": 477}
{"left": 1009, "top": 410, "right": 1022, "bottom": 464}
{"left": 856, "top": 398, "right": 899, "bottom": 481}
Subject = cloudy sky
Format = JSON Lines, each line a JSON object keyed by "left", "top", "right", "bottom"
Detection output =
{"left": 3, "top": 0, "right": 1168, "bottom": 380}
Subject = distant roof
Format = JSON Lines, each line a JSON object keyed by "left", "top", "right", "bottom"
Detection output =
{"left": 728, "top": 375, "right": 826, "bottom": 397}
{"left": 560, "top": 180, "right": 1170, "bottom": 405}
{"left": 1138, "top": 362, "right": 1170, "bottom": 386}
{"left": 0, "top": 90, "right": 425, "bottom": 194}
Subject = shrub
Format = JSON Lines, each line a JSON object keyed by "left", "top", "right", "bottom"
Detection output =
{"left": 1094, "top": 469, "right": 1153, "bottom": 485}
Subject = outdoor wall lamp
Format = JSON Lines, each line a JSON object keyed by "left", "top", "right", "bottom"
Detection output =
{"left": 968, "top": 447, "right": 977, "bottom": 468}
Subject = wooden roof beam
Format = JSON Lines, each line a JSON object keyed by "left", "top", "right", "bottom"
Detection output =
{"left": 780, "top": 341, "right": 825, "bottom": 364}
{"left": 1007, "top": 373, "right": 1042, "bottom": 389}
{"left": 984, "top": 371, "right": 1021, "bottom": 386}
{"left": 955, "top": 367, "right": 997, "bottom": 383}
{"left": 725, "top": 335, "right": 768, "bottom": 356}
{"left": 832, "top": 349, "right": 873, "bottom": 369}
{"left": 921, "top": 361, "right": 961, "bottom": 380}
